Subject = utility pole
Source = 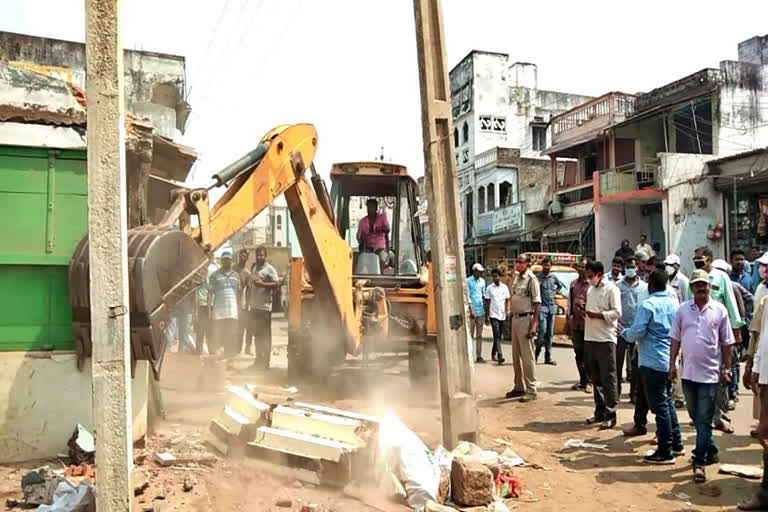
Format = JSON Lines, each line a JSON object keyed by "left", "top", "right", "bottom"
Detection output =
{"left": 85, "top": 0, "right": 133, "bottom": 510}
{"left": 412, "top": 0, "right": 477, "bottom": 448}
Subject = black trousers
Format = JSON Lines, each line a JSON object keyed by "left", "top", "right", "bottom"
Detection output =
{"left": 632, "top": 348, "right": 649, "bottom": 428}
{"left": 251, "top": 309, "right": 272, "bottom": 369}
{"left": 572, "top": 329, "right": 588, "bottom": 387}
{"left": 616, "top": 335, "right": 632, "bottom": 395}
{"left": 585, "top": 341, "right": 618, "bottom": 421}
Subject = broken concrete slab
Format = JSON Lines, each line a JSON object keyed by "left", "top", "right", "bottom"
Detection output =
{"left": 226, "top": 386, "right": 270, "bottom": 423}
{"left": 67, "top": 424, "right": 95, "bottom": 465}
{"left": 217, "top": 405, "right": 258, "bottom": 440}
{"left": 451, "top": 459, "right": 493, "bottom": 507}
{"left": 250, "top": 426, "right": 355, "bottom": 463}
{"left": 206, "top": 419, "right": 233, "bottom": 456}
{"left": 271, "top": 405, "right": 366, "bottom": 447}
{"left": 154, "top": 452, "right": 176, "bottom": 467}
{"left": 22, "top": 466, "right": 65, "bottom": 505}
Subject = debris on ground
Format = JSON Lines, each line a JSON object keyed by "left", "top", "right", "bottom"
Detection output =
{"left": 67, "top": 425, "right": 95, "bottom": 465}
{"left": 434, "top": 446, "right": 453, "bottom": 504}
{"left": 182, "top": 475, "right": 196, "bottom": 492}
{"left": 63, "top": 464, "right": 95, "bottom": 480}
{"left": 451, "top": 442, "right": 499, "bottom": 467}
{"left": 719, "top": 463, "right": 763, "bottom": 479}
{"left": 562, "top": 439, "right": 607, "bottom": 450}
{"left": 133, "top": 470, "right": 150, "bottom": 496}
{"left": 425, "top": 500, "right": 459, "bottom": 512}
{"left": 21, "top": 466, "right": 65, "bottom": 506}
{"left": 35, "top": 481, "right": 95, "bottom": 512}
{"left": 450, "top": 459, "right": 494, "bottom": 507}
{"left": 698, "top": 482, "right": 722, "bottom": 498}
{"left": 154, "top": 452, "right": 177, "bottom": 467}
{"left": 275, "top": 498, "right": 293, "bottom": 508}
{"left": 495, "top": 473, "right": 522, "bottom": 499}
{"left": 208, "top": 384, "right": 379, "bottom": 487}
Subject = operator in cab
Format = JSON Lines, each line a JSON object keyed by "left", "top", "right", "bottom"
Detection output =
{"left": 357, "top": 198, "right": 391, "bottom": 268}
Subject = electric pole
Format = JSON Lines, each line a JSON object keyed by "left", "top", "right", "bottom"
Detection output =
{"left": 412, "top": 0, "right": 477, "bottom": 448}
{"left": 85, "top": 0, "right": 133, "bottom": 509}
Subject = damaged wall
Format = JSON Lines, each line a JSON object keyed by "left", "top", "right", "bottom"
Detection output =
{"left": 718, "top": 60, "right": 768, "bottom": 157}
{"left": 0, "top": 31, "right": 189, "bottom": 139}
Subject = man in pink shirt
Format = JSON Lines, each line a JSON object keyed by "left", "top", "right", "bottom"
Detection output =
{"left": 670, "top": 269, "right": 734, "bottom": 484}
{"left": 357, "top": 198, "right": 390, "bottom": 254}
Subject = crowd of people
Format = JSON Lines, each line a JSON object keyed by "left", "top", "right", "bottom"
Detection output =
{"left": 466, "top": 239, "right": 768, "bottom": 507}
{"left": 170, "top": 245, "right": 282, "bottom": 371}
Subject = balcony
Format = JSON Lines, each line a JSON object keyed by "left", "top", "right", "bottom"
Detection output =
{"left": 476, "top": 202, "right": 525, "bottom": 237}
{"left": 598, "top": 159, "right": 662, "bottom": 202}
{"left": 549, "top": 92, "right": 636, "bottom": 150}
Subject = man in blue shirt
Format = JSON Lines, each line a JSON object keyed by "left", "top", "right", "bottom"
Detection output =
{"left": 622, "top": 269, "right": 683, "bottom": 464}
{"left": 467, "top": 263, "right": 487, "bottom": 362}
{"left": 536, "top": 258, "right": 565, "bottom": 366}
{"left": 732, "top": 249, "right": 754, "bottom": 294}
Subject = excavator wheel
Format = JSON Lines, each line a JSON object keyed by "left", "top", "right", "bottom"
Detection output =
{"left": 408, "top": 343, "right": 439, "bottom": 391}
{"left": 68, "top": 227, "right": 209, "bottom": 379}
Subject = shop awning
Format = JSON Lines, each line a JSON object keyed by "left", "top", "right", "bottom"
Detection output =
{"left": 541, "top": 216, "right": 590, "bottom": 238}
{"left": 487, "top": 229, "right": 526, "bottom": 244}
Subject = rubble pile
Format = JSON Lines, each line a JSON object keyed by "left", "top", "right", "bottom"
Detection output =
{"left": 206, "top": 384, "right": 379, "bottom": 487}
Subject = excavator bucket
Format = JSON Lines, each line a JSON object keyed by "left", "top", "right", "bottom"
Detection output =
{"left": 68, "top": 226, "right": 209, "bottom": 379}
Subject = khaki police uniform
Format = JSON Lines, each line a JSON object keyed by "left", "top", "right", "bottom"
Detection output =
{"left": 509, "top": 269, "right": 541, "bottom": 394}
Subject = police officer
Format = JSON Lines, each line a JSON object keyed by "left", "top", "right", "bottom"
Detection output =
{"left": 504, "top": 254, "right": 542, "bottom": 403}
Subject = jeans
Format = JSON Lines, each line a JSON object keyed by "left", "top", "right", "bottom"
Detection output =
{"left": 585, "top": 341, "right": 618, "bottom": 421}
{"left": 490, "top": 318, "right": 504, "bottom": 358}
{"left": 571, "top": 329, "right": 588, "bottom": 387}
{"left": 682, "top": 379, "right": 719, "bottom": 467}
{"left": 536, "top": 309, "right": 555, "bottom": 361}
{"left": 730, "top": 346, "right": 741, "bottom": 400}
{"left": 642, "top": 367, "right": 682, "bottom": 456}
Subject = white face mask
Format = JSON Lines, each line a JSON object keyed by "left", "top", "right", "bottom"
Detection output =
{"left": 665, "top": 265, "right": 676, "bottom": 276}
{"left": 625, "top": 267, "right": 637, "bottom": 278}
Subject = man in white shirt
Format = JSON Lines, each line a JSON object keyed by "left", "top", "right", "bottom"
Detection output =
{"left": 636, "top": 234, "right": 656, "bottom": 258}
{"left": 739, "top": 295, "right": 768, "bottom": 510}
{"left": 484, "top": 268, "right": 511, "bottom": 367}
{"left": 584, "top": 260, "right": 622, "bottom": 429}
{"left": 664, "top": 254, "right": 690, "bottom": 303}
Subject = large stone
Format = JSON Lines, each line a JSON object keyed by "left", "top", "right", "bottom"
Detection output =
{"left": 450, "top": 459, "right": 493, "bottom": 507}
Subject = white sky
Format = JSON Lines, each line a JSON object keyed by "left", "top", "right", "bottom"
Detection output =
{"left": 2, "top": 0, "right": 768, "bottom": 188}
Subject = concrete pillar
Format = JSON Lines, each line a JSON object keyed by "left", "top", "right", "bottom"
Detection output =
{"left": 85, "top": 0, "right": 133, "bottom": 510}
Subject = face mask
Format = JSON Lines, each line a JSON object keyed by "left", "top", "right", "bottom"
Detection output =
{"left": 665, "top": 265, "right": 676, "bottom": 276}
{"left": 625, "top": 268, "right": 637, "bottom": 278}
{"left": 515, "top": 263, "right": 527, "bottom": 274}
{"left": 694, "top": 259, "right": 707, "bottom": 270}
{"left": 760, "top": 264, "right": 768, "bottom": 282}
{"left": 588, "top": 276, "right": 599, "bottom": 287}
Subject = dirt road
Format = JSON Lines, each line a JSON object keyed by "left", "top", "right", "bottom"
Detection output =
{"left": 1, "top": 318, "right": 762, "bottom": 511}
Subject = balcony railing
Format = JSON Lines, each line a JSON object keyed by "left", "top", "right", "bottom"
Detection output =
{"left": 551, "top": 92, "right": 636, "bottom": 146}
{"left": 599, "top": 160, "right": 660, "bottom": 197}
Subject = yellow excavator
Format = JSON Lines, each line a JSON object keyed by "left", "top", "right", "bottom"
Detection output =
{"left": 68, "top": 124, "right": 437, "bottom": 382}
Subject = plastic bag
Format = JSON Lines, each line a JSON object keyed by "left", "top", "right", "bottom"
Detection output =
{"left": 378, "top": 413, "right": 440, "bottom": 510}
{"left": 36, "top": 481, "right": 95, "bottom": 512}
{"left": 451, "top": 441, "right": 499, "bottom": 466}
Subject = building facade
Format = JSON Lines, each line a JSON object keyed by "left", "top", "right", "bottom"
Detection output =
{"left": 449, "top": 51, "right": 592, "bottom": 268}
{"left": 546, "top": 34, "right": 768, "bottom": 276}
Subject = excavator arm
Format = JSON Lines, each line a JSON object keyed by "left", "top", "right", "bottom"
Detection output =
{"left": 69, "top": 124, "right": 361, "bottom": 378}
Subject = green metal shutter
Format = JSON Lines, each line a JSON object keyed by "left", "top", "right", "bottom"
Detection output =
{"left": 0, "top": 146, "right": 87, "bottom": 351}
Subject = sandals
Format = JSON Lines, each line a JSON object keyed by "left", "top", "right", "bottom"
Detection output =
{"left": 693, "top": 466, "right": 706, "bottom": 483}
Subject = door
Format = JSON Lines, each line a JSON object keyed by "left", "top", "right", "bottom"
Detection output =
{"left": 646, "top": 203, "right": 665, "bottom": 257}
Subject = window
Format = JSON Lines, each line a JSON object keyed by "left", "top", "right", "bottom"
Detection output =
{"left": 462, "top": 122, "right": 469, "bottom": 144}
{"left": 532, "top": 125, "right": 547, "bottom": 151}
{"left": 487, "top": 183, "right": 495, "bottom": 211}
{"left": 454, "top": 128, "right": 459, "bottom": 147}
{"left": 478, "top": 187, "right": 485, "bottom": 214}
{"left": 276, "top": 215, "right": 282, "bottom": 229}
{"left": 465, "top": 192, "right": 473, "bottom": 238}
{"left": 499, "top": 180, "right": 515, "bottom": 206}
{"left": 673, "top": 99, "right": 713, "bottom": 154}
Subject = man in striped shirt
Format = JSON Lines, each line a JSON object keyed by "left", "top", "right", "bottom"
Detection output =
{"left": 207, "top": 250, "right": 241, "bottom": 366}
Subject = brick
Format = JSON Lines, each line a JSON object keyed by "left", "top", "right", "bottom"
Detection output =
{"left": 450, "top": 459, "right": 493, "bottom": 507}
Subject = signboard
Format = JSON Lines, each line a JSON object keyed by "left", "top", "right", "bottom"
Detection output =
{"left": 476, "top": 214, "right": 493, "bottom": 236}
{"left": 445, "top": 255, "right": 457, "bottom": 282}
{"left": 492, "top": 203, "right": 523, "bottom": 233}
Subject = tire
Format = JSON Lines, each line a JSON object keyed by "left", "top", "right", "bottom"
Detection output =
{"left": 408, "top": 344, "right": 439, "bottom": 390}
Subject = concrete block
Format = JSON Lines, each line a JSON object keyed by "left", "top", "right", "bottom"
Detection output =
{"left": 271, "top": 405, "right": 365, "bottom": 447}
{"left": 249, "top": 426, "right": 354, "bottom": 463}
{"left": 226, "top": 385, "right": 269, "bottom": 423}
{"left": 206, "top": 419, "right": 231, "bottom": 456}
{"left": 292, "top": 401, "right": 380, "bottom": 424}
{"left": 450, "top": 459, "right": 493, "bottom": 507}
{"left": 217, "top": 405, "right": 258, "bottom": 440}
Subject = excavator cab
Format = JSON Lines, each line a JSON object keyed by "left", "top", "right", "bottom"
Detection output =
{"left": 329, "top": 162, "right": 425, "bottom": 283}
